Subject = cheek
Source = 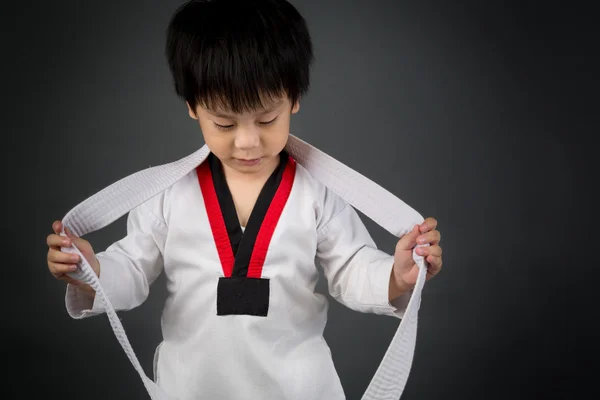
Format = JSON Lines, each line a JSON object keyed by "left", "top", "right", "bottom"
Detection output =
{"left": 263, "top": 119, "right": 291, "bottom": 149}
{"left": 199, "top": 127, "right": 232, "bottom": 154}
{"left": 204, "top": 135, "right": 232, "bottom": 154}
{"left": 271, "top": 132, "right": 290, "bottom": 149}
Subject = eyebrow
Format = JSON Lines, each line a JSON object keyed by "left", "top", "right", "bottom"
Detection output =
{"left": 208, "top": 100, "right": 284, "bottom": 119}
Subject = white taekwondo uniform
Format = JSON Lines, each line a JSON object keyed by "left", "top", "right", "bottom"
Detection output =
{"left": 65, "top": 150, "right": 411, "bottom": 400}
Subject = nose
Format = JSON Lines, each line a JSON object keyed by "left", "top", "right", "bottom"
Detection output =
{"left": 234, "top": 126, "right": 260, "bottom": 150}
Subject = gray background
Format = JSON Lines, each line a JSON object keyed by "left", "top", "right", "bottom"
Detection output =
{"left": 4, "top": 1, "right": 597, "bottom": 399}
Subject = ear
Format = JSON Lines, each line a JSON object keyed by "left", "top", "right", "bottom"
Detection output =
{"left": 186, "top": 102, "right": 198, "bottom": 120}
{"left": 291, "top": 99, "right": 300, "bottom": 114}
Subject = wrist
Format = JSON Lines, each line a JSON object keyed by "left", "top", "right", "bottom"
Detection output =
{"left": 388, "top": 266, "right": 413, "bottom": 301}
{"left": 93, "top": 256, "right": 100, "bottom": 277}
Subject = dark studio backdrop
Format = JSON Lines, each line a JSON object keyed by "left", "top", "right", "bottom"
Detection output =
{"left": 3, "top": 1, "right": 597, "bottom": 399}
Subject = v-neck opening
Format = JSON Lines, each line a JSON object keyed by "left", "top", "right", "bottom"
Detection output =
{"left": 207, "top": 152, "right": 289, "bottom": 277}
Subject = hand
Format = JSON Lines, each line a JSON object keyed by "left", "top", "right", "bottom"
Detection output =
{"left": 46, "top": 220, "right": 100, "bottom": 297}
{"left": 391, "top": 217, "right": 443, "bottom": 294}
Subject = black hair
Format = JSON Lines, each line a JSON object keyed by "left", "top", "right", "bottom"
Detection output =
{"left": 165, "top": 0, "right": 314, "bottom": 114}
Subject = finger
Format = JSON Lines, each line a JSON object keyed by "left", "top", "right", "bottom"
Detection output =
{"left": 419, "top": 217, "right": 438, "bottom": 234}
{"left": 426, "top": 255, "right": 443, "bottom": 273}
{"left": 48, "top": 248, "right": 80, "bottom": 264}
{"left": 47, "top": 234, "right": 72, "bottom": 249}
{"left": 416, "top": 244, "right": 442, "bottom": 258}
{"left": 417, "top": 230, "right": 441, "bottom": 246}
{"left": 48, "top": 260, "right": 78, "bottom": 276}
{"left": 397, "top": 224, "right": 421, "bottom": 251}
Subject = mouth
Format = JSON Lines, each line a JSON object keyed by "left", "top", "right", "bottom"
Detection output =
{"left": 234, "top": 157, "right": 262, "bottom": 166}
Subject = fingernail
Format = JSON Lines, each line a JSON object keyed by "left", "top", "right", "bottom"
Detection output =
{"left": 70, "top": 265, "right": 78, "bottom": 271}
{"left": 63, "top": 239, "right": 70, "bottom": 246}
{"left": 418, "top": 236, "right": 426, "bottom": 244}
{"left": 416, "top": 247, "right": 424, "bottom": 255}
{"left": 71, "top": 254, "right": 79, "bottom": 261}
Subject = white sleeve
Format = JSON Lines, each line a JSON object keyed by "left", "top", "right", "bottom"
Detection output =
{"left": 65, "top": 199, "right": 167, "bottom": 319}
{"left": 315, "top": 189, "right": 411, "bottom": 319}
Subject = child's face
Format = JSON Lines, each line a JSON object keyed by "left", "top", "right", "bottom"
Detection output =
{"left": 187, "top": 96, "right": 299, "bottom": 178}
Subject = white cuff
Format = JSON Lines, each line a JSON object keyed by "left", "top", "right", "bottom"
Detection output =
{"left": 64, "top": 254, "right": 115, "bottom": 319}
{"left": 368, "top": 255, "right": 411, "bottom": 319}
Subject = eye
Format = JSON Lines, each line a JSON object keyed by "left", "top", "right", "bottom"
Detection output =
{"left": 214, "top": 122, "right": 234, "bottom": 131}
{"left": 258, "top": 116, "right": 278, "bottom": 126}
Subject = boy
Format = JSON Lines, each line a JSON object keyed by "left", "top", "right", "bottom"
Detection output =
{"left": 46, "top": 1, "right": 443, "bottom": 399}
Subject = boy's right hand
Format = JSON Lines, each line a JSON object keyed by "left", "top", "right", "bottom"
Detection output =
{"left": 46, "top": 220, "right": 100, "bottom": 297}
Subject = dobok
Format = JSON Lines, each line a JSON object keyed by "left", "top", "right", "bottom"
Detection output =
{"left": 59, "top": 134, "right": 429, "bottom": 400}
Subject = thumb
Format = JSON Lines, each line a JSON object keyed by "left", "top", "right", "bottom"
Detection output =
{"left": 52, "top": 220, "right": 63, "bottom": 235}
{"left": 64, "top": 226, "right": 76, "bottom": 238}
{"left": 62, "top": 226, "right": 87, "bottom": 253}
{"left": 396, "top": 224, "right": 420, "bottom": 252}
{"left": 64, "top": 229, "right": 96, "bottom": 266}
{"left": 64, "top": 227, "right": 85, "bottom": 247}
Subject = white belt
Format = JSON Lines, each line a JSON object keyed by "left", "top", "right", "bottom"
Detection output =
{"left": 60, "top": 133, "right": 429, "bottom": 400}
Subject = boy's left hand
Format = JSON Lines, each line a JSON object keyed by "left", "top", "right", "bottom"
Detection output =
{"left": 392, "top": 217, "right": 443, "bottom": 293}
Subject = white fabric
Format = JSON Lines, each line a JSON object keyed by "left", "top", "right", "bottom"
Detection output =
{"left": 60, "top": 134, "right": 428, "bottom": 400}
{"left": 66, "top": 160, "right": 408, "bottom": 399}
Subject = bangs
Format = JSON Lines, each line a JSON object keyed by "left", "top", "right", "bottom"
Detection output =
{"left": 166, "top": 0, "right": 313, "bottom": 114}
{"left": 193, "top": 33, "right": 294, "bottom": 113}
